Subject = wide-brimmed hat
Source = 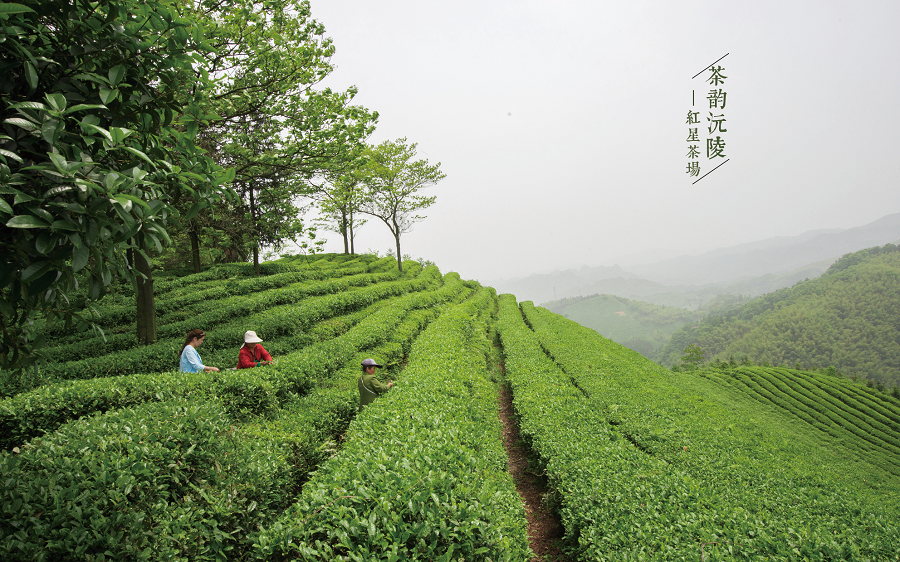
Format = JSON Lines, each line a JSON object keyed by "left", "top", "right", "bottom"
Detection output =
{"left": 244, "top": 330, "right": 263, "bottom": 343}
{"left": 361, "top": 358, "right": 382, "bottom": 367}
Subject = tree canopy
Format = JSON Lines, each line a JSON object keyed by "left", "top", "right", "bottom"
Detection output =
{"left": 0, "top": 0, "right": 231, "bottom": 373}
{"left": 186, "top": 0, "right": 377, "bottom": 272}
{"left": 1, "top": 0, "right": 442, "bottom": 379}
{"left": 360, "top": 138, "right": 445, "bottom": 271}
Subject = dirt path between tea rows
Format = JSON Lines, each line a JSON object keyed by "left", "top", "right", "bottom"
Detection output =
{"left": 497, "top": 381, "right": 567, "bottom": 562}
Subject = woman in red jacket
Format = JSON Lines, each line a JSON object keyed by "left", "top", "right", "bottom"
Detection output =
{"left": 237, "top": 330, "right": 273, "bottom": 369}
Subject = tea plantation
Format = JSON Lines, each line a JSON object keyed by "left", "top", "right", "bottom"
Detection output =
{"left": 2, "top": 254, "right": 899, "bottom": 561}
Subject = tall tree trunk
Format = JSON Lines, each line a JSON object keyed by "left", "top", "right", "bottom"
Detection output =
{"left": 190, "top": 221, "right": 201, "bottom": 274}
{"left": 340, "top": 210, "right": 349, "bottom": 254}
{"left": 249, "top": 184, "right": 260, "bottom": 276}
{"left": 349, "top": 212, "right": 355, "bottom": 255}
{"left": 134, "top": 242, "right": 157, "bottom": 345}
{"left": 394, "top": 233, "right": 402, "bottom": 273}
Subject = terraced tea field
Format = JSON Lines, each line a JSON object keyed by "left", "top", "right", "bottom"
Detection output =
{"left": 2, "top": 254, "right": 899, "bottom": 561}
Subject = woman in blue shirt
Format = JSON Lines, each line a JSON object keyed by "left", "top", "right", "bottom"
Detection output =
{"left": 179, "top": 329, "right": 220, "bottom": 373}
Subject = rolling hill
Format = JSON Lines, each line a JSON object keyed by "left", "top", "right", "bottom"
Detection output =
{"left": 658, "top": 244, "right": 900, "bottom": 387}
{"left": 1, "top": 253, "right": 898, "bottom": 560}
{"left": 541, "top": 293, "right": 705, "bottom": 358}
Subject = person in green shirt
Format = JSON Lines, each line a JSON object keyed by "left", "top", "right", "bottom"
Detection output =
{"left": 358, "top": 358, "right": 393, "bottom": 412}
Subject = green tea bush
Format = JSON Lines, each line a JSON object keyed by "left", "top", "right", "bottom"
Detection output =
{"left": 253, "top": 288, "right": 532, "bottom": 561}
{"left": 514, "top": 301, "right": 900, "bottom": 561}
{"left": 41, "top": 268, "right": 441, "bottom": 381}
{"left": 0, "top": 400, "right": 294, "bottom": 561}
{"left": 45, "top": 265, "right": 352, "bottom": 339}
{"left": 239, "top": 278, "right": 458, "bottom": 493}
{"left": 43, "top": 254, "right": 397, "bottom": 346}
{"left": 0, "top": 371, "right": 210, "bottom": 451}
{"left": 44, "top": 270, "right": 404, "bottom": 363}
{"left": 1, "top": 269, "right": 462, "bottom": 451}
{"left": 704, "top": 367, "right": 900, "bottom": 477}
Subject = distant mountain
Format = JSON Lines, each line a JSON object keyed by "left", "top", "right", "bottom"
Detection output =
{"left": 538, "top": 260, "right": 839, "bottom": 363}
{"left": 489, "top": 264, "right": 639, "bottom": 304}
{"left": 657, "top": 244, "right": 900, "bottom": 386}
{"left": 627, "top": 212, "right": 900, "bottom": 285}
{"left": 487, "top": 212, "right": 900, "bottom": 306}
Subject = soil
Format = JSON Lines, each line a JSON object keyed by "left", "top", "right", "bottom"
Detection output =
{"left": 497, "top": 382, "right": 567, "bottom": 562}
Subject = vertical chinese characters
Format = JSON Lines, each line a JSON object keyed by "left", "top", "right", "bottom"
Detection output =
{"left": 685, "top": 56, "right": 730, "bottom": 182}
{"left": 686, "top": 107, "right": 701, "bottom": 177}
{"left": 705, "top": 65, "right": 727, "bottom": 161}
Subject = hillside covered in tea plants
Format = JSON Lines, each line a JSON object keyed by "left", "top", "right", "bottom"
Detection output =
{"left": 658, "top": 244, "right": 900, "bottom": 387}
{"left": 2, "top": 253, "right": 899, "bottom": 561}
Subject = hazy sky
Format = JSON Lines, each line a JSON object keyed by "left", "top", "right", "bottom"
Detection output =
{"left": 305, "top": 0, "right": 900, "bottom": 282}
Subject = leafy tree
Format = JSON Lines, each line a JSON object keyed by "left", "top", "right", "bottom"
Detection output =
{"left": 187, "top": 0, "right": 377, "bottom": 272}
{"left": 679, "top": 344, "right": 706, "bottom": 371}
{"left": 0, "top": 0, "right": 230, "bottom": 373}
{"left": 312, "top": 170, "right": 368, "bottom": 255}
{"left": 360, "top": 138, "right": 445, "bottom": 272}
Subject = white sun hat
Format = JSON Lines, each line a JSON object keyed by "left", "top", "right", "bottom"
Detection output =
{"left": 244, "top": 330, "right": 263, "bottom": 343}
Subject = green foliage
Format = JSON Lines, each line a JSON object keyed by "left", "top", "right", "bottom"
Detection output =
{"left": 0, "top": 264, "right": 456, "bottom": 450}
{"left": 36, "top": 268, "right": 428, "bottom": 382}
{"left": 0, "top": 0, "right": 231, "bottom": 373}
{"left": 170, "top": 0, "right": 377, "bottom": 270}
{"left": 699, "top": 366, "right": 900, "bottom": 476}
{"left": 0, "top": 399, "right": 293, "bottom": 560}
{"left": 254, "top": 288, "right": 532, "bottom": 561}
{"left": 360, "top": 138, "right": 446, "bottom": 272}
{"left": 497, "top": 298, "right": 900, "bottom": 561}
{"left": 4, "top": 253, "right": 899, "bottom": 561}
{"left": 658, "top": 244, "right": 900, "bottom": 386}
{"left": 0, "top": 370, "right": 210, "bottom": 451}
{"left": 41, "top": 268, "right": 401, "bottom": 363}
{"left": 679, "top": 343, "right": 705, "bottom": 371}
{"left": 311, "top": 168, "right": 369, "bottom": 255}
{"left": 544, "top": 293, "right": 704, "bottom": 359}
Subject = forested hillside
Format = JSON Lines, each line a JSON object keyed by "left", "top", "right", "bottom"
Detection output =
{"left": 543, "top": 294, "right": 704, "bottom": 357}
{"left": 2, "top": 254, "right": 899, "bottom": 560}
{"left": 659, "top": 244, "right": 900, "bottom": 387}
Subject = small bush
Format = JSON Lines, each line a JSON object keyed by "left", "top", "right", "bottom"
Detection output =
{"left": 0, "top": 400, "right": 293, "bottom": 561}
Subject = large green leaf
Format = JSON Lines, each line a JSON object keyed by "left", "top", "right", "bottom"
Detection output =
{"left": 80, "top": 122, "right": 114, "bottom": 143}
{"left": 108, "top": 65, "right": 127, "bottom": 86}
{"left": 13, "top": 190, "right": 37, "bottom": 205}
{"left": 27, "top": 270, "right": 57, "bottom": 296}
{"left": 50, "top": 220, "right": 77, "bottom": 232}
{"left": 72, "top": 243, "right": 89, "bottom": 272}
{"left": 0, "top": 148, "right": 24, "bottom": 164}
{"left": 3, "top": 118, "right": 39, "bottom": 131}
{"left": 0, "top": 4, "right": 35, "bottom": 15}
{"left": 109, "top": 127, "right": 132, "bottom": 144}
{"left": 23, "top": 61, "right": 37, "bottom": 89}
{"left": 64, "top": 104, "right": 107, "bottom": 115}
{"left": 21, "top": 261, "right": 52, "bottom": 282}
{"left": 48, "top": 151, "right": 67, "bottom": 171}
{"left": 42, "top": 119, "right": 64, "bottom": 144}
{"left": 6, "top": 215, "right": 49, "bottom": 228}
{"left": 45, "top": 93, "right": 67, "bottom": 112}
{"left": 34, "top": 231, "right": 57, "bottom": 254}
{"left": 114, "top": 194, "right": 150, "bottom": 211}
{"left": 7, "top": 101, "right": 47, "bottom": 111}
{"left": 185, "top": 200, "right": 202, "bottom": 220}
{"left": 43, "top": 185, "right": 74, "bottom": 198}
{"left": 99, "top": 88, "right": 119, "bottom": 105}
